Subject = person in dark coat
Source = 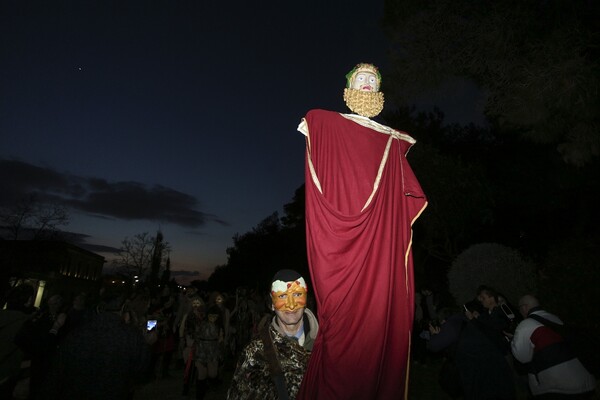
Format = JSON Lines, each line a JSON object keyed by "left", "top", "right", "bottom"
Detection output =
{"left": 0, "top": 284, "right": 35, "bottom": 399}
{"left": 459, "top": 288, "right": 516, "bottom": 400}
{"left": 455, "top": 317, "right": 516, "bottom": 400}
{"left": 427, "top": 303, "right": 516, "bottom": 400}
{"left": 426, "top": 308, "right": 466, "bottom": 399}
{"left": 14, "top": 294, "right": 67, "bottom": 400}
{"left": 42, "top": 295, "right": 151, "bottom": 400}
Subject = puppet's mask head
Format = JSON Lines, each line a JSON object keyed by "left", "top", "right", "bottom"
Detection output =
{"left": 343, "top": 63, "right": 384, "bottom": 118}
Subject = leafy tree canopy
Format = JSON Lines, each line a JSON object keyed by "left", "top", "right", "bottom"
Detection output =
{"left": 382, "top": 0, "right": 599, "bottom": 165}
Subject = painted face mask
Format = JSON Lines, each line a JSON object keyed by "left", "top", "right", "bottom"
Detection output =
{"left": 271, "top": 278, "right": 308, "bottom": 312}
{"left": 345, "top": 63, "right": 381, "bottom": 92}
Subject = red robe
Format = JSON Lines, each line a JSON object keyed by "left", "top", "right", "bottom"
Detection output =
{"left": 297, "top": 109, "right": 427, "bottom": 399}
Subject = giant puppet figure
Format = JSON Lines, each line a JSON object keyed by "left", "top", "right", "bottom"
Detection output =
{"left": 296, "top": 63, "right": 427, "bottom": 399}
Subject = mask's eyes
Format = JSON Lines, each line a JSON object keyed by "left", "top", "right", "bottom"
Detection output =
{"left": 357, "top": 74, "right": 366, "bottom": 82}
{"left": 278, "top": 294, "right": 288, "bottom": 300}
{"left": 293, "top": 292, "right": 304, "bottom": 298}
{"left": 368, "top": 76, "right": 376, "bottom": 85}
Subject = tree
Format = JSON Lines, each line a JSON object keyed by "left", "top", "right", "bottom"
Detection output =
{"left": 113, "top": 231, "right": 170, "bottom": 286}
{"left": 382, "top": 107, "right": 497, "bottom": 263}
{"left": 208, "top": 187, "right": 311, "bottom": 293}
{"left": 148, "top": 230, "right": 167, "bottom": 288}
{"left": 382, "top": 0, "right": 599, "bottom": 165}
{"left": 537, "top": 235, "right": 600, "bottom": 330}
{"left": 0, "top": 195, "right": 69, "bottom": 240}
{"left": 279, "top": 185, "right": 309, "bottom": 277}
{"left": 222, "top": 212, "right": 285, "bottom": 290}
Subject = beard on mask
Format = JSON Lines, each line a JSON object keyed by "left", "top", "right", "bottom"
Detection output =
{"left": 343, "top": 88, "right": 385, "bottom": 118}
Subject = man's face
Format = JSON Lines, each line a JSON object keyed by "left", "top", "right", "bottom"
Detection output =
{"left": 478, "top": 292, "right": 496, "bottom": 310}
{"left": 351, "top": 72, "right": 379, "bottom": 92}
{"left": 518, "top": 302, "right": 529, "bottom": 318}
{"left": 271, "top": 279, "right": 307, "bottom": 326}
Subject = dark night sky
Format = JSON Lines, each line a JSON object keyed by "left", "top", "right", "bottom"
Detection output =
{"left": 1, "top": 1, "right": 484, "bottom": 282}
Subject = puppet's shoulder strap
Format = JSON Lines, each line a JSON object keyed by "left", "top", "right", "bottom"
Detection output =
{"left": 340, "top": 113, "right": 416, "bottom": 144}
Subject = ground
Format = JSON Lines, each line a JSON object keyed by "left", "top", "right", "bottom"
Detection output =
{"left": 134, "top": 357, "right": 598, "bottom": 400}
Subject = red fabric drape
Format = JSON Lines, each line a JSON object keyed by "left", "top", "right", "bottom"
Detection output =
{"left": 297, "top": 110, "right": 427, "bottom": 399}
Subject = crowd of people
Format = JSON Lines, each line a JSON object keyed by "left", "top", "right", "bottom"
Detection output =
{"left": 0, "top": 279, "right": 272, "bottom": 400}
{"left": 2, "top": 274, "right": 599, "bottom": 400}
{"left": 415, "top": 284, "right": 597, "bottom": 400}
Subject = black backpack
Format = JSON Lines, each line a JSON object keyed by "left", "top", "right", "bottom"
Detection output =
{"left": 528, "top": 314, "right": 599, "bottom": 378}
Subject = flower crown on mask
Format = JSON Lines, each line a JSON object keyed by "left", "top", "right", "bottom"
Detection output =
{"left": 345, "top": 63, "right": 382, "bottom": 89}
{"left": 271, "top": 277, "right": 308, "bottom": 294}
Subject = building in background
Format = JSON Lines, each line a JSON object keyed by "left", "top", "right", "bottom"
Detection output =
{"left": 0, "top": 240, "right": 105, "bottom": 307}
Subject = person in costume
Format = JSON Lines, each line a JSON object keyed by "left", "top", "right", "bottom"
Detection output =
{"left": 227, "top": 269, "right": 319, "bottom": 400}
{"left": 296, "top": 63, "right": 427, "bottom": 399}
{"left": 181, "top": 296, "right": 223, "bottom": 399}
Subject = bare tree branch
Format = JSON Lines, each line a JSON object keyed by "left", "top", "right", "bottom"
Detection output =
{"left": 0, "top": 196, "right": 69, "bottom": 240}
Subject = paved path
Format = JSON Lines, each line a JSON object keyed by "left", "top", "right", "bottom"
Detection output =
{"left": 134, "top": 367, "right": 233, "bottom": 400}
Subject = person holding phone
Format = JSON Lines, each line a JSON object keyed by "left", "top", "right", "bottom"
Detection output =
{"left": 456, "top": 286, "right": 516, "bottom": 400}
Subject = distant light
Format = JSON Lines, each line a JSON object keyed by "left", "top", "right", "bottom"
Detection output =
{"left": 112, "top": 280, "right": 115, "bottom": 284}
{"left": 122, "top": 281, "right": 125, "bottom": 284}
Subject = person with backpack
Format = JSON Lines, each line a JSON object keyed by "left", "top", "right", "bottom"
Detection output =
{"left": 511, "top": 294, "right": 596, "bottom": 399}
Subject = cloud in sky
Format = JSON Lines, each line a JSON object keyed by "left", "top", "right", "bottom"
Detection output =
{"left": 60, "top": 231, "right": 122, "bottom": 254}
{"left": 0, "top": 158, "right": 228, "bottom": 229}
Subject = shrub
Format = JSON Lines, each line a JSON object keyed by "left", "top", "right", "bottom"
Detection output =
{"left": 448, "top": 243, "right": 538, "bottom": 306}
